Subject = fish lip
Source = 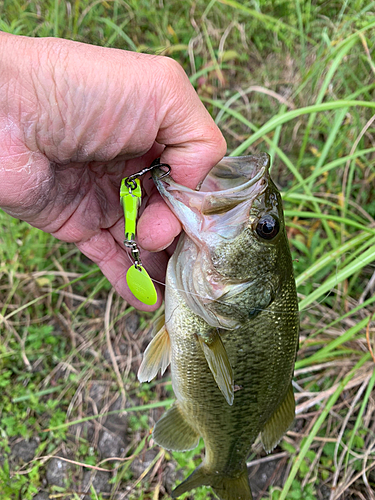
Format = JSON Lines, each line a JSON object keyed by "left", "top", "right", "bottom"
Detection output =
{"left": 152, "top": 153, "right": 270, "bottom": 216}
{"left": 152, "top": 153, "right": 269, "bottom": 191}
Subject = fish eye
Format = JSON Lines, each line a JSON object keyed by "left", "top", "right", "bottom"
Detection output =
{"left": 256, "top": 215, "right": 280, "bottom": 240}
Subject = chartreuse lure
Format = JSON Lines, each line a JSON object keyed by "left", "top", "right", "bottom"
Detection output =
{"left": 120, "top": 176, "right": 157, "bottom": 306}
{"left": 120, "top": 160, "right": 171, "bottom": 306}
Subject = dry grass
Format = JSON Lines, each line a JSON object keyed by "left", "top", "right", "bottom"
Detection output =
{"left": 1, "top": 1, "right": 375, "bottom": 499}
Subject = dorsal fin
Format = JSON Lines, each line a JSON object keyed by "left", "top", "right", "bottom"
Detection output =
{"left": 138, "top": 315, "right": 171, "bottom": 382}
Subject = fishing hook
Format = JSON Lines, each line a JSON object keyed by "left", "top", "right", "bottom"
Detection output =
{"left": 124, "top": 158, "right": 171, "bottom": 191}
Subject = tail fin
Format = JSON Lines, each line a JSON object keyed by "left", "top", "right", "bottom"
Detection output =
{"left": 171, "top": 463, "right": 252, "bottom": 500}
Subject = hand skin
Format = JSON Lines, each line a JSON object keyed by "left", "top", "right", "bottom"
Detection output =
{"left": 0, "top": 33, "right": 226, "bottom": 310}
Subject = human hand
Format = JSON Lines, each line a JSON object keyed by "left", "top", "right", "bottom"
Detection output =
{"left": 0, "top": 33, "right": 226, "bottom": 310}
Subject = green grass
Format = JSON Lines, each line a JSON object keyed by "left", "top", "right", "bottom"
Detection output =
{"left": 1, "top": 0, "right": 375, "bottom": 499}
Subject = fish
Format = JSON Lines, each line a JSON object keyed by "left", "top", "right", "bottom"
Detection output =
{"left": 138, "top": 153, "right": 299, "bottom": 500}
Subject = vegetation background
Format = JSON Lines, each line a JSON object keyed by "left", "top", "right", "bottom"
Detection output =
{"left": 0, "top": 0, "right": 375, "bottom": 499}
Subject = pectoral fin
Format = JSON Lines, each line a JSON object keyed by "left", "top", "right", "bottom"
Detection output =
{"left": 137, "top": 315, "right": 171, "bottom": 382}
{"left": 198, "top": 333, "right": 234, "bottom": 406}
{"left": 153, "top": 402, "right": 200, "bottom": 451}
{"left": 261, "top": 383, "right": 295, "bottom": 453}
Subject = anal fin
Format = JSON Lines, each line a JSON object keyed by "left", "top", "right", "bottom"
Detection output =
{"left": 198, "top": 332, "right": 234, "bottom": 406}
{"left": 261, "top": 383, "right": 295, "bottom": 453}
{"left": 138, "top": 315, "right": 171, "bottom": 382}
{"left": 153, "top": 402, "right": 199, "bottom": 451}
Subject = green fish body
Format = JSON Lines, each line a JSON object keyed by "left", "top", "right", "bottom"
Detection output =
{"left": 138, "top": 154, "right": 299, "bottom": 500}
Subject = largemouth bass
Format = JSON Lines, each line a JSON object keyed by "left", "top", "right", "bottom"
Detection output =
{"left": 138, "top": 154, "right": 299, "bottom": 500}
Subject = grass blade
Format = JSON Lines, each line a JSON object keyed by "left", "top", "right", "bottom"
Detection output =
{"left": 280, "top": 353, "right": 371, "bottom": 500}
{"left": 299, "top": 244, "right": 375, "bottom": 310}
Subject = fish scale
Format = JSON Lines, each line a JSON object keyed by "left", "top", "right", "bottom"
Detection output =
{"left": 138, "top": 154, "right": 299, "bottom": 500}
{"left": 165, "top": 265, "right": 298, "bottom": 474}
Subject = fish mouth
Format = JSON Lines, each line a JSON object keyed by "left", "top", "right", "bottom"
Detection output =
{"left": 153, "top": 154, "right": 270, "bottom": 330}
{"left": 152, "top": 154, "right": 270, "bottom": 236}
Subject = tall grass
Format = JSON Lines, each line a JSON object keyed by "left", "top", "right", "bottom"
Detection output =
{"left": 0, "top": 1, "right": 375, "bottom": 499}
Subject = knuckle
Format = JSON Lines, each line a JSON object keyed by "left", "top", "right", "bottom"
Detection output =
{"left": 156, "top": 56, "right": 190, "bottom": 92}
{"left": 159, "top": 56, "right": 186, "bottom": 78}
